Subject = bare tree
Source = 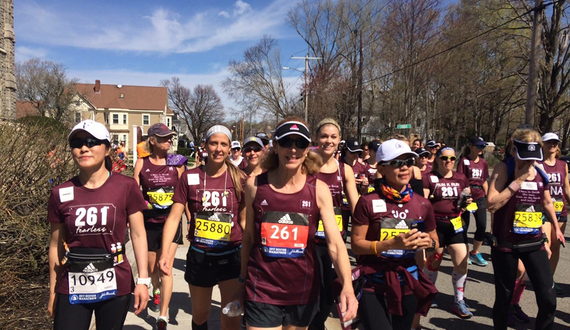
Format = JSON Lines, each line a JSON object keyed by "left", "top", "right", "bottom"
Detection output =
{"left": 15, "top": 58, "right": 78, "bottom": 123}
{"left": 161, "top": 78, "right": 225, "bottom": 142}
{"left": 222, "top": 36, "right": 298, "bottom": 120}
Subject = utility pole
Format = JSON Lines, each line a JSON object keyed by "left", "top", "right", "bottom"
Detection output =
{"left": 291, "top": 54, "right": 321, "bottom": 123}
{"left": 357, "top": 31, "right": 364, "bottom": 142}
{"left": 525, "top": 0, "right": 544, "bottom": 127}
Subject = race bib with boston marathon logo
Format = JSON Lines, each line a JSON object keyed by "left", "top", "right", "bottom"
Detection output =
{"left": 261, "top": 211, "right": 309, "bottom": 258}
{"left": 194, "top": 211, "right": 233, "bottom": 249}
{"left": 379, "top": 218, "right": 424, "bottom": 258}
{"left": 146, "top": 186, "right": 175, "bottom": 210}
{"left": 513, "top": 204, "right": 542, "bottom": 235}
{"left": 316, "top": 206, "right": 343, "bottom": 239}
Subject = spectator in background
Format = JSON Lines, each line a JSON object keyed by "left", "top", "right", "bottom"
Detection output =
{"left": 137, "top": 136, "right": 150, "bottom": 158}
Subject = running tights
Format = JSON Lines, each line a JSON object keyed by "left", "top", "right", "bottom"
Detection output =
{"left": 491, "top": 248, "right": 556, "bottom": 330}
{"left": 54, "top": 294, "right": 131, "bottom": 330}
{"left": 359, "top": 291, "right": 417, "bottom": 330}
{"left": 462, "top": 197, "right": 487, "bottom": 242}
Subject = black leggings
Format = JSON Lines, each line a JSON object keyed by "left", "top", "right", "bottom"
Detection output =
{"left": 54, "top": 294, "right": 131, "bottom": 330}
{"left": 491, "top": 247, "right": 556, "bottom": 330}
{"left": 309, "top": 245, "right": 337, "bottom": 330}
{"left": 462, "top": 197, "right": 487, "bottom": 242}
{"left": 359, "top": 290, "right": 417, "bottom": 330}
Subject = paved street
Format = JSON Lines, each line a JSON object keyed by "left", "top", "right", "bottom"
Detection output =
{"left": 122, "top": 215, "right": 570, "bottom": 330}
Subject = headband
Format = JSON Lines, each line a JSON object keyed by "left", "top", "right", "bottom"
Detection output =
{"left": 436, "top": 147, "right": 454, "bottom": 157}
{"left": 205, "top": 125, "right": 232, "bottom": 142}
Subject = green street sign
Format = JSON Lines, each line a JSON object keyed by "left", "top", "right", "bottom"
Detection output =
{"left": 397, "top": 124, "right": 411, "bottom": 129}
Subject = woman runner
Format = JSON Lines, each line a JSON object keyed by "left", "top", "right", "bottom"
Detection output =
{"left": 48, "top": 120, "right": 149, "bottom": 330}
{"left": 239, "top": 118, "right": 358, "bottom": 329}
{"left": 159, "top": 125, "right": 246, "bottom": 330}
{"left": 416, "top": 148, "right": 432, "bottom": 175}
{"left": 242, "top": 136, "right": 265, "bottom": 177}
{"left": 457, "top": 136, "right": 490, "bottom": 267}
{"left": 487, "top": 128, "right": 565, "bottom": 330}
{"left": 133, "top": 123, "right": 188, "bottom": 329}
{"left": 422, "top": 147, "right": 473, "bottom": 318}
{"left": 310, "top": 118, "right": 359, "bottom": 330}
{"left": 352, "top": 139, "right": 438, "bottom": 330}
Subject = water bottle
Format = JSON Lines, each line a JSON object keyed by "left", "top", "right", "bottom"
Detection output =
{"left": 458, "top": 188, "right": 471, "bottom": 209}
{"left": 222, "top": 301, "right": 243, "bottom": 317}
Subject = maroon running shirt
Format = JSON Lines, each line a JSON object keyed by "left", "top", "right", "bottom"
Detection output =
{"left": 420, "top": 163, "right": 432, "bottom": 176}
{"left": 139, "top": 157, "right": 181, "bottom": 223}
{"left": 173, "top": 167, "right": 244, "bottom": 250}
{"left": 245, "top": 172, "right": 320, "bottom": 305}
{"left": 539, "top": 160, "right": 568, "bottom": 217}
{"left": 352, "top": 191, "right": 436, "bottom": 266}
{"left": 423, "top": 171, "right": 469, "bottom": 220}
{"left": 47, "top": 173, "right": 147, "bottom": 296}
{"left": 456, "top": 156, "right": 489, "bottom": 201}
{"left": 493, "top": 173, "right": 546, "bottom": 250}
{"left": 315, "top": 161, "right": 346, "bottom": 242}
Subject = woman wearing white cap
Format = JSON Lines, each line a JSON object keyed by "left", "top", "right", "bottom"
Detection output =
{"left": 159, "top": 124, "right": 246, "bottom": 330}
{"left": 539, "top": 132, "right": 569, "bottom": 295}
{"left": 487, "top": 128, "right": 565, "bottom": 330}
{"left": 352, "top": 139, "right": 438, "bottom": 330}
{"left": 230, "top": 141, "right": 247, "bottom": 171}
{"left": 242, "top": 136, "right": 266, "bottom": 177}
{"left": 47, "top": 120, "right": 150, "bottom": 330}
{"left": 239, "top": 117, "right": 358, "bottom": 329}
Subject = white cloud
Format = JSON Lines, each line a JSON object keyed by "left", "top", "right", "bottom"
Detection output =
{"left": 15, "top": 46, "right": 48, "bottom": 62}
{"left": 16, "top": 0, "right": 299, "bottom": 54}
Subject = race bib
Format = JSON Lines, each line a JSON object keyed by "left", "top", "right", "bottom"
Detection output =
{"left": 450, "top": 215, "right": 464, "bottom": 233}
{"left": 513, "top": 211, "right": 542, "bottom": 235}
{"left": 379, "top": 218, "right": 422, "bottom": 258}
{"left": 146, "top": 186, "right": 174, "bottom": 209}
{"left": 261, "top": 211, "right": 309, "bottom": 258}
{"left": 68, "top": 268, "right": 117, "bottom": 304}
{"left": 194, "top": 211, "right": 233, "bottom": 249}
{"left": 316, "top": 207, "right": 342, "bottom": 239}
{"left": 554, "top": 201, "right": 564, "bottom": 214}
{"left": 466, "top": 202, "right": 478, "bottom": 213}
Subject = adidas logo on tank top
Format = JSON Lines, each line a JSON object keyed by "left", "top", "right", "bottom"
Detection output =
{"left": 261, "top": 199, "right": 268, "bottom": 206}
{"left": 277, "top": 213, "right": 294, "bottom": 224}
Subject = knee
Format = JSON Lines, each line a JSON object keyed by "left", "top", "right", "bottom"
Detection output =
{"left": 192, "top": 310, "right": 211, "bottom": 324}
{"left": 538, "top": 287, "right": 557, "bottom": 313}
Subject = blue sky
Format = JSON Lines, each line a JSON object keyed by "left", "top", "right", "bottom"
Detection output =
{"left": 15, "top": 0, "right": 310, "bottom": 114}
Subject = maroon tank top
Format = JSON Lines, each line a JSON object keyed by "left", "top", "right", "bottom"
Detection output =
{"left": 245, "top": 172, "right": 320, "bottom": 305}
{"left": 139, "top": 157, "right": 181, "bottom": 223}
{"left": 172, "top": 167, "right": 244, "bottom": 250}
{"left": 493, "top": 173, "right": 545, "bottom": 248}
{"left": 539, "top": 160, "right": 567, "bottom": 217}
{"left": 456, "top": 156, "right": 489, "bottom": 200}
{"left": 315, "top": 160, "right": 346, "bottom": 242}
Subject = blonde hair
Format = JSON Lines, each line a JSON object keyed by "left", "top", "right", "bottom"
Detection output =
{"left": 144, "top": 136, "right": 157, "bottom": 154}
{"left": 316, "top": 118, "right": 341, "bottom": 136}
{"left": 510, "top": 128, "right": 542, "bottom": 145}
{"left": 392, "top": 134, "right": 410, "bottom": 146}
{"left": 261, "top": 117, "right": 323, "bottom": 175}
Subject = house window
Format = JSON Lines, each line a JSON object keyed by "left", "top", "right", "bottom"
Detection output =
{"left": 75, "top": 112, "right": 81, "bottom": 123}
{"left": 166, "top": 117, "right": 171, "bottom": 127}
{"left": 122, "top": 134, "right": 128, "bottom": 144}
{"left": 112, "top": 114, "right": 119, "bottom": 124}
{"left": 122, "top": 114, "right": 127, "bottom": 125}
{"left": 143, "top": 114, "right": 150, "bottom": 126}
{"left": 120, "top": 93, "right": 125, "bottom": 99}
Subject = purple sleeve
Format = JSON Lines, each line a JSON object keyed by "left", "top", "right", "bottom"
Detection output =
{"left": 47, "top": 189, "right": 62, "bottom": 223}
{"left": 352, "top": 196, "right": 370, "bottom": 226}
{"left": 126, "top": 179, "right": 147, "bottom": 215}
{"left": 172, "top": 172, "right": 189, "bottom": 205}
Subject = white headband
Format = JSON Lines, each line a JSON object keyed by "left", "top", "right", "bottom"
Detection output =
{"left": 205, "top": 125, "right": 232, "bottom": 142}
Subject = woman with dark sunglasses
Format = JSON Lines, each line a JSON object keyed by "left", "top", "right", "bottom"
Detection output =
{"left": 239, "top": 118, "right": 358, "bottom": 329}
{"left": 47, "top": 120, "right": 150, "bottom": 330}
{"left": 422, "top": 147, "right": 473, "bottom": 319}
{"left": 539, "top": 132, "right": 569, "bottom": 295}
{"left": 415, "top": 148, "right": 432, "bottom": 175}
{"left": 159, "top": 125, "right": 246, "bottom": 330}
{"left": 487, "top": 128, "right": 565, "bottom": 330}
{"left": 457, "top": 137, "right": 490, "bottom": 268}
{"left": 310, "top": 118, "right": 359, "bottom": 330}
{"left": 352, "top": 139, "right": 438, "bottom": 330}
{"left": 133, "top": 123, "right": 189, "bottom": 328}
{"left": 242, "top": 136, "right": 266, "bottom": 177}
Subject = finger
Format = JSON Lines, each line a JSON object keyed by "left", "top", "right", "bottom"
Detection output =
{"left": 133, "top": 293, "right": 141, "bottom": 315}
{"left": 340, "top": 293, "right": 348, "bottom": 314}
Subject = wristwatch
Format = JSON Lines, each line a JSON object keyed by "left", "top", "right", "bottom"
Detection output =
{"left": 137, "top": 277, "right": 151, "bottom": 288}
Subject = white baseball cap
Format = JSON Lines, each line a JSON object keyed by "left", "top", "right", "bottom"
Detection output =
{"left": 542, "top": 132, "right": 560, "bottom": 142}
{"left": 376, "top": 139, "right": 418, "bottom": 163}
{"left": 231, "top": 141, "right": 241, "bottom": 149}
{"left": 68, "top": 120, "right": 110, "bottom": 142}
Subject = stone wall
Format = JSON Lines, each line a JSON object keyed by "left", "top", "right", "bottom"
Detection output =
{"left": 0, "top": 0, "right": 15, "bottom": 121}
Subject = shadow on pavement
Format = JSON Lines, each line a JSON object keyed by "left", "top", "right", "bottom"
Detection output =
{"left": 423, "top": 292, "right": 494, "bottom": 330}
{"left": 173, "top": 256, "right": 187, "bottom": 273}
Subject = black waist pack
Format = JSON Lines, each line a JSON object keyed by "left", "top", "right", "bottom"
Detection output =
{"left": 66, "top": 247, "right": 114, "bottom": 273}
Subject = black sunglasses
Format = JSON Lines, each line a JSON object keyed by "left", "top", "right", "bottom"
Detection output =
{"left": 70, "top": 137, "right": 106, "bottom": 149}
{"left": 439, "top": 156, "right": 457, "bottom": 161}
{"left": 232, "top": 148, "right": 241, "bottom": 151}
{"left": 475, "top": 145, "right": 485, "bottom": 149}
{"left": 244, "top": 146, "right": 262, "bottom": 153}
{"left": 382, "top": 158, "right": 415, "bottom": 168}
{"left": 277, "top": 136, "right": 310, "bottom": 149}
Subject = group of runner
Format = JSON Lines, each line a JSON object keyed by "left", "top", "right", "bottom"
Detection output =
{"left": 47, "top": 119, "right": 567, "bottom": 330}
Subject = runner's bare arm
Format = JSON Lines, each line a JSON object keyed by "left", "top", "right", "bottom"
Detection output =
{"left": 542, "top": 188, "right": 566, "bottom": 244}
{"left": 563, "top": 163, "right": 570, "bottom": 205}
{"left": 128, "top": 211, "right": 149, "bottom": 314}
{"left": 133, "top": 158, "right": 144, "bottom": 186}
{"left": 240, "top": 176, "right": 257, "bottom": 281}
{"left": 47, "top": 223, "right": 65, "bottom": 318}
{"left": 159, "top": 203, "right": 185, "bottom": 275}
{"left": 487, "top": 162, "right": 517, "bottom": 213}
{"left": 343, "top": 164, "right": 359, "bottom": 214}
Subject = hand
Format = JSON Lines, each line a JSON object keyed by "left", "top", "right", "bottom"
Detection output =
{"left": 466, "top": 198, "right": 473, "bottom": 206}
{"left": 47, "top": 292, "right": 57, "bottom": 318}
{"left": 338, "top": 287, "right": 359, "bottom": 323}
{"left": 391, "top": 229, "right": 421, "bottom": 250}
{"left": 415, "top": 232, "right": 433, "bottom": 249}
{"left": 133, "top": 284, "right": 149, "bottom": 315}
{"left": 556, "top": 228, "right": 566, "bottom": 247}
{"left": 515, "top": 161, "right": 533, "bottom": 183}
{"left": 158, "top": 253, "right": 171, "bottom": 276}
{"left": 230, "top": 280, "right": 246, "bottom": 307}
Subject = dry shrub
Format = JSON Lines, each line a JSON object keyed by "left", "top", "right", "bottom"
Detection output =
{"left": 0, "top": 117, "right": 77, "bottom": 329}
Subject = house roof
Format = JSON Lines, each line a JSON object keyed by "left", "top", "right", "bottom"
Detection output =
{"left": 75, "top": 82, "right": 168, "bottom": 111}
{"left": 16, "top": 100, "right": 40, "bottom": 119}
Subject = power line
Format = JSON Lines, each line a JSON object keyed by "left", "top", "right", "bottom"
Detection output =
{"left": 363, "top": 0, "right": 560, "bottom": 85}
